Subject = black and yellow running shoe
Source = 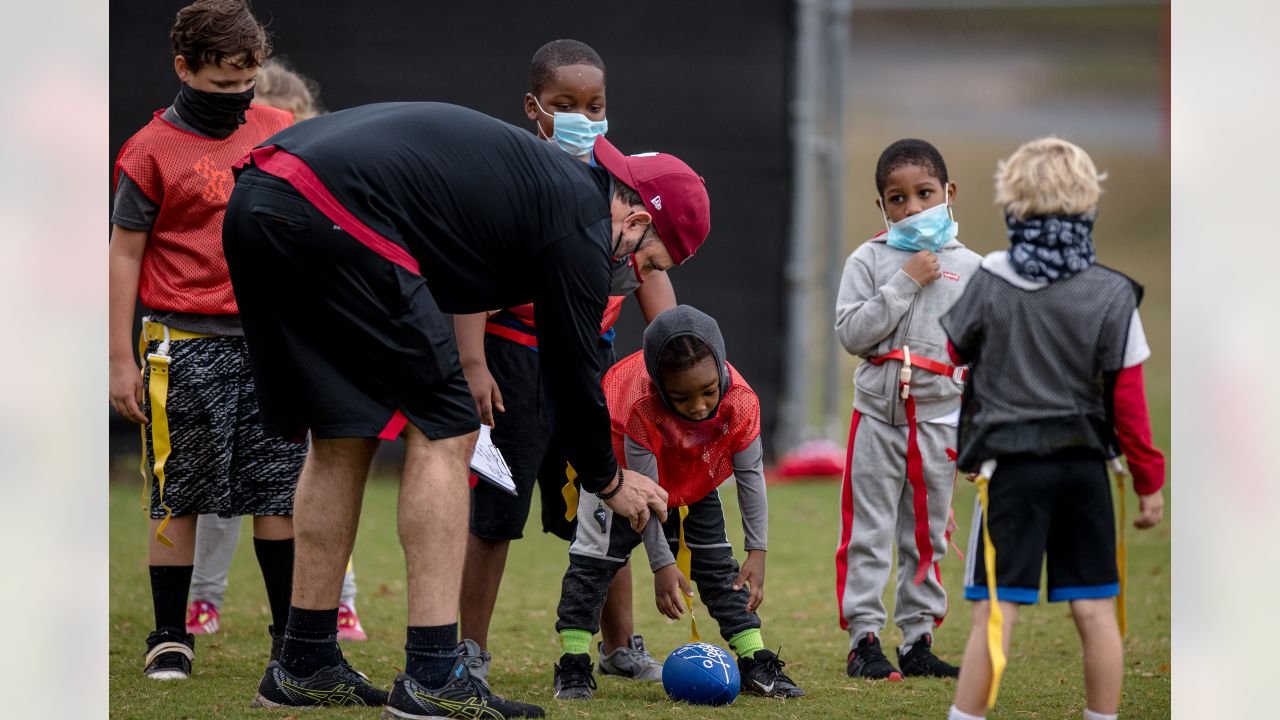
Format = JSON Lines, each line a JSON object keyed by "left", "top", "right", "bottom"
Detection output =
{"left": 251, "top": 658, "right": 388, "bottom": 707}
{"left": 383, "top": 653, "right": 544, "bottom": 719}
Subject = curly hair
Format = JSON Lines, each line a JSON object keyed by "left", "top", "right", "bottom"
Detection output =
{"left": 171, "top": 0, "right": 270, "bottom": 72}
{"left": 995, "top": 137, "right": 1106, "bottom": 220}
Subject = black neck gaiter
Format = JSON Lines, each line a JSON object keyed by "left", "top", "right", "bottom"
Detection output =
{"left": 173, "top": 83, "right": 254, "bottom": 139}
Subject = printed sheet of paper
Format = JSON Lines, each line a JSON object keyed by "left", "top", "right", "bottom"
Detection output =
{"left": 470, "top": 424, "right": 517, "bottom": 496}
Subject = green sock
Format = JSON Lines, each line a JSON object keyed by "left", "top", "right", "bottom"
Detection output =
{"left": 559, "top": 628, "right": 592, "bottom": 656}
{"left": 729, "top": 628, "right": 764, "bottom": 658}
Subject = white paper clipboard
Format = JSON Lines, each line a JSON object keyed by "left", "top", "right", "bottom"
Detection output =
{"left": 470, "top": 424, "right": 517, "bottom": 496}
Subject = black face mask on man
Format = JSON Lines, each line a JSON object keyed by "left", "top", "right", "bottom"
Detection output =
{"left": 173, "top": 83, "right": 254, "bottom": 139}
{"left": 610, "top": 253, "right": 645, "bottom": 295}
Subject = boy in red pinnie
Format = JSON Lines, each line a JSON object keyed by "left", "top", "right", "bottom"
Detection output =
{"left": 551, "top": 305, "right": 804, "bottom": 700}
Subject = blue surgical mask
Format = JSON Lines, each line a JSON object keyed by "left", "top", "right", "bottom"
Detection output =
{"left": 881, "top": 194, "right": 958, "bottom": 252}
{"left": 534, "top": 97, "right": 608, "bottom": 158}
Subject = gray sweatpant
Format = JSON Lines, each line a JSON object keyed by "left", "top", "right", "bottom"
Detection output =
{"left": 190, "top": 514, "right": 358, "bottom": 608}
{"left": 836, "top": 412, "right": 955, "bottom": 649}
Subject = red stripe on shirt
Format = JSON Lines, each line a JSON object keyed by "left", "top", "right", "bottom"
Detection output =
{"left": 247, "top": 145, "right": 421, "bottom": 275}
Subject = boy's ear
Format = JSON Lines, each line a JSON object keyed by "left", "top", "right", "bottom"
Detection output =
{"left": 523, "top": 93, "right": 539, "bottom": 122}
{"left": 174, "top": 55, "right": 192, "bottom": 83}
{"left": 947, "top": 182, "right": 958, "bottom": 204}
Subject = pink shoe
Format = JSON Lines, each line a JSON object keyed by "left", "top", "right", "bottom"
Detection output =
{"left": 185, "top": 600, "right": 220, "bottom": 635}
{"left": 337, "top": 603, "right": 367, "bottom": 641}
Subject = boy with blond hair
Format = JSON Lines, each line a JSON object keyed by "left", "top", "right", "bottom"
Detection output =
{"left": 941, "top": 137, "right": 1165, "bottom": 720}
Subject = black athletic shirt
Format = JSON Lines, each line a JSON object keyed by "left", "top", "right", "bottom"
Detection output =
{"left": 263, "top": 102, "right": 619, "bottom": 491}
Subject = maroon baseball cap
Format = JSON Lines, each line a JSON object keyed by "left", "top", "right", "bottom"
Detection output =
{"left": 592, "top": 136, "right": 711, "bottom": 265}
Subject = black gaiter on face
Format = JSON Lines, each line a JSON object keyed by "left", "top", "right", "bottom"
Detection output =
{"left": 173, "top": 83, "right": 254, "bottom": 139}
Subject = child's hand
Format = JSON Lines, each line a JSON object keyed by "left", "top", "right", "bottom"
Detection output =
{"left": 732, "top": 550, "right": 766, "bottom": 613}
{"left": 460, "top": 360, "right": 504, "bottom": 427}
{"left": 109, "top": 358, "right": 148, "bottom": 425}
{"left": 1135, "top": 489, "right": 1164, "bottom": 529}
{"left": 654, "top": 564, "right": 693, "bottom": 620}
{"left": 902, "top": 250, "right": 942, "bottom": 286}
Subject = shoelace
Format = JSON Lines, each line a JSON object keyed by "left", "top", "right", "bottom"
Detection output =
{"left": 759, "top": 649, "right": 796, "bottom": 684}
{"left": 616, "top": 646, "right": 659, "bottom": 668}
{"left": 560, "top": 664, "right": 597, "bottom": 690}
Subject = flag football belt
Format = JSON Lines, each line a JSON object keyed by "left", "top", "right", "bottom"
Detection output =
{"left": 136, "top": 318, "right": 215, "bottom": 548}
{"left": 971, "top": 457, "right": 1130, "bottom": 710}
{"left": 675, "top": 504, "right": 701, "bottom": 642}
{"left": 867, "top": 346, "right": 967, "bottom": 586}
{"left": 562, "top": 468, "right": 701, "bottom": 642}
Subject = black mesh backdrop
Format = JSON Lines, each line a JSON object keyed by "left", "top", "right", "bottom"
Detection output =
{"left": 109, "top": 1, "right": 793, "bottom": 458}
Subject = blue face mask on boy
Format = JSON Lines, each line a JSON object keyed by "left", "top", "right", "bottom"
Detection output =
{"left": 534, "top": 97, "right": 608, "bottom": 158}
{"left": 880, "top": 193, "right": 958, "bottom": 252}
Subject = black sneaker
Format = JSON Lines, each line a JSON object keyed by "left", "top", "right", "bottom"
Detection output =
{"left": 384, "top": 652, "right": 545, "bottom": 719}
{"left": 738, "top": 648, "right": 805, "bottom": 698}
{"left": 251, "top": 658, "right": 388, "bottom": 707}
{"left": 552, "top": 653, "right": 596, "bottom": 700}
{"left": 897, "top": 634, "right": 959, "bottom": 678}
{"left": 143, "top": 629, "right": 194, "bottom": 681}
{"left": 846, "top": 632, "right": 902, "bottom": 681}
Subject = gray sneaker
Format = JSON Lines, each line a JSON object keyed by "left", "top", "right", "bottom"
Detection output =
{"left": 459, "top": 638, "right": 493, "bottom": 683}
{"left": 597, "top": 635, "right": 663, "bottom": 682}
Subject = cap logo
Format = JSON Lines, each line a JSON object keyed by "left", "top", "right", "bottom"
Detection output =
{"left": 650, "top": 195, "right": 663, "bottom": 211}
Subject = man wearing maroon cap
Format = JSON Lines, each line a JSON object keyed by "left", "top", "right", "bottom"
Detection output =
{"left": 220, "top": 101, "right": 710, "bottom": 715}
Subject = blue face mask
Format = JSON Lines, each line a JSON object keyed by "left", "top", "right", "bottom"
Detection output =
{"left": 881, "top": 195, "right": 958, "bottom": 252}
{"left": 534, "top": 97, "right": 608, "bottom": 158}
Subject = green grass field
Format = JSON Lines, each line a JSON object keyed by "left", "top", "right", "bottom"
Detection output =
{"left": 109, "top": 471, "right": 1169, "bottom": 719}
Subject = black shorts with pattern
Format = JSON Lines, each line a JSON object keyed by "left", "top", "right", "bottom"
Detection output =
{"left": 141, "top": 334, "right": 306, "bottom": 519}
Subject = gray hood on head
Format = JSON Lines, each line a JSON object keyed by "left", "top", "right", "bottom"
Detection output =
{"left": 642, "top": 305, "right": 729, "bottom": 419}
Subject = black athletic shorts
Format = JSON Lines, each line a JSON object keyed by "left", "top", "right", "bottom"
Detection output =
{"left": 469, "top": 333, "right": 616, "bottom": 542}
{"left": 222, "top": 169, "right": 478, "bottom": 441}
{"left": 963, "top": 450, "right": 1119, "bottom": 604}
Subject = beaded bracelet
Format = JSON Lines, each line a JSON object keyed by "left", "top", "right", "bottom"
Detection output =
{"left": 596, "top": 467, "right": 625, "bottom": 500}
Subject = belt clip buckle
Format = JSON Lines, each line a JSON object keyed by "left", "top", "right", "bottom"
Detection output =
{"left": 899, "top": 345, "right": 912, "bottom": 400}
{"left": 952, "top": 366, "right": 968, "bottom": 385}
{"left": 148, "top": 323, "right": 173, "bottom": 360}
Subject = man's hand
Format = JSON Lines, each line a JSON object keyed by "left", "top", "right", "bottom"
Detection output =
{"left": 654, "top": 564, "right": 693, "bottom": 620}
{"left": 732, "top": 550, "right": 766, "bottom": 613}
{"left": 110, "top": 359, "right": 147, "bottom": 424}
{"left": 902, "top": 250, "right": 942, "bottom": 286}
{"left": 602, "top": 469, "right": 669, "bottom": 532}
{"left": 1135, "top": 489, "right": 1164, "bottom": 529}
{"left": 460, "top": 361, "right": 504, "bottom": 427}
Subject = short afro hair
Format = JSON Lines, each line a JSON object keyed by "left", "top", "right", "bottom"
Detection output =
{"left": 874, "top": 138, "right": 949, "bottom": 196}
{"left": 530, "top": 39, "right": 605, "bottom": 94}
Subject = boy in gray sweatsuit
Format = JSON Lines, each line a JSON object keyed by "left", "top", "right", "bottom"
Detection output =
{"left": 834, "top": 139, "right": 980, "bottom": 680}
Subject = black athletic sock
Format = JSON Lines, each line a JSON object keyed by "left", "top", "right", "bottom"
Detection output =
{"left": 252, "top": 537, "right": 294, "bottom": 632}
{"left": 406, "top": 623, "right": 459, "bottom": 688}
{"left": 280, "top": 606, "right": 341, "bottom": 677}
{"left": 150, "top": 565, "right": 194, "bottom": 634}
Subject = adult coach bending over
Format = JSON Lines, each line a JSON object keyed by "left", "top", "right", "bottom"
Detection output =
{"left": 221, "top": 101, "right": 710, "bottom": 717}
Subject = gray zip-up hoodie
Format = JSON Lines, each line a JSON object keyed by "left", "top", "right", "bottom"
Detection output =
{"left": 834, "top": 232, "right": 982, "bottom": 425}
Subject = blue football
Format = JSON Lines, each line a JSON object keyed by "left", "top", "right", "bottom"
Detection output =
{"left": 662, "top": 642, "right": 740, "bottom": 706}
